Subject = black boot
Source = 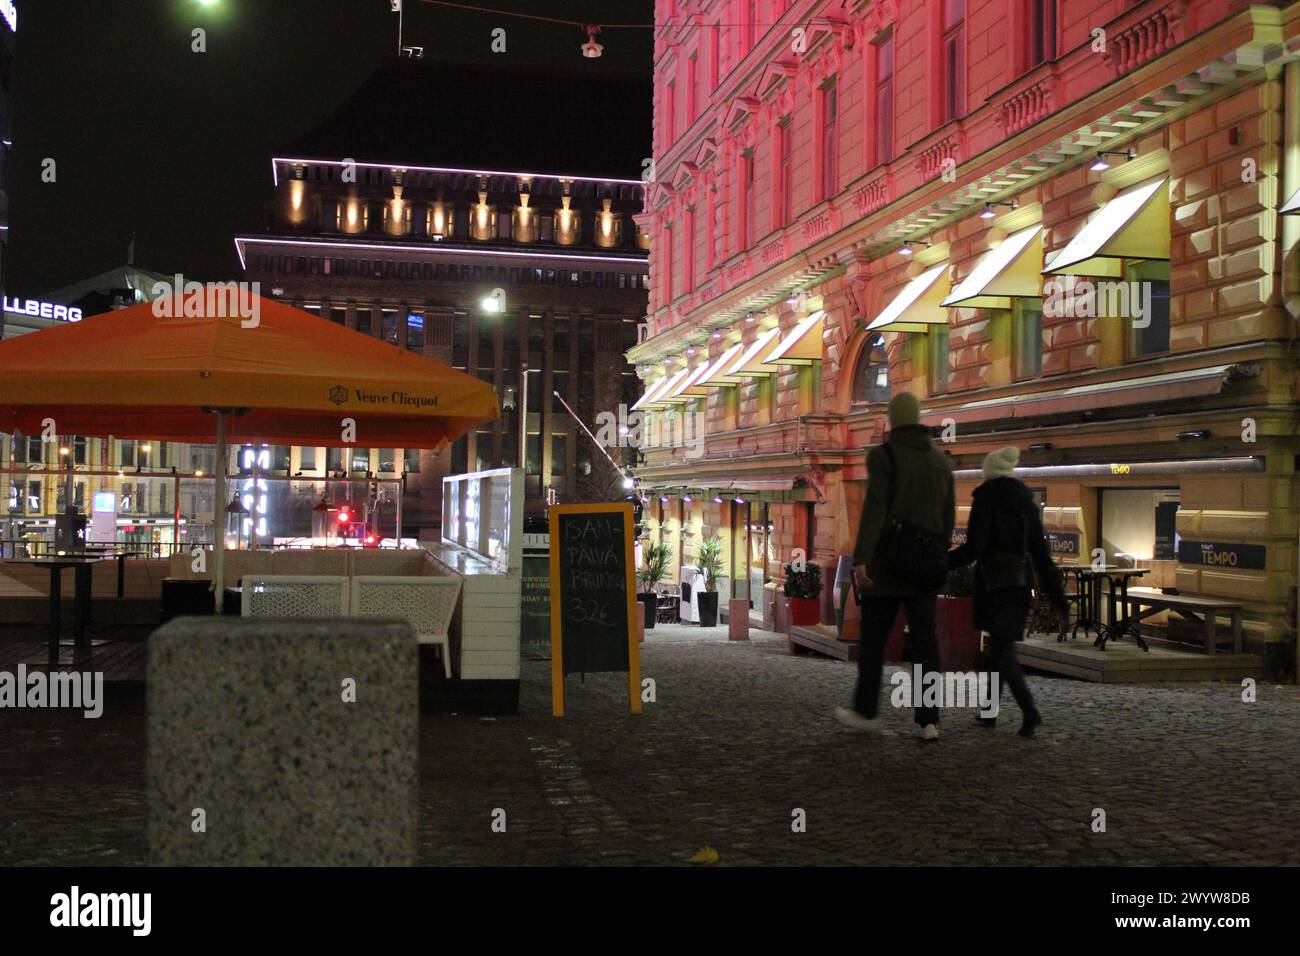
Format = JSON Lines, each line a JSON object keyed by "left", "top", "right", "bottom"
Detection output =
{"left": 1017, "top": 709, "right": 1042, "bottom": 737}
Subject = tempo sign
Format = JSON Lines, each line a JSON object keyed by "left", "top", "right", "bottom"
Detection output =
{"left": 0, "top": 1, "right": 14, "bottom": 34}
{"left": 3, "top": 297, "right": 82, "bottom": 322}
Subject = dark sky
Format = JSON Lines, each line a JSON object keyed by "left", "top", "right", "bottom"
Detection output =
{"left": 9, "top": 0, "right": 653, "bottom": 296}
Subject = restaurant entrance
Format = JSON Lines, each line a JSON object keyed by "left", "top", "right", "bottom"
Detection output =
{"left": 1099, "top": 487, "right": 1181, "bottom": 589}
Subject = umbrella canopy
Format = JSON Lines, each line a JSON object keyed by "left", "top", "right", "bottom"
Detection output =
{"left": 0, "top": 294, "right": 498, "bottom": 446}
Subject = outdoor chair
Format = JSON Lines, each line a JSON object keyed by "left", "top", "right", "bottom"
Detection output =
{"left": 241, "top": 575, "right": 351, "bottom": 618}
{"left": 349, "top": 576, "right": 463, "bottom": 678}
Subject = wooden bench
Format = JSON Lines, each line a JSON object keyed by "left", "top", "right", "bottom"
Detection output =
{"left": 1122, "top": 587, "right": 1243, "bottom": 655}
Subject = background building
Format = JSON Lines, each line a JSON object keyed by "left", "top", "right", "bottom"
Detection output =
{"left": 236, "top": 57, "right": 651, "bottom": 537}
{"left": 632, "top": 0, "right": 1300, "bottom": 676}
{"left": 0, "top": 0, "right": 15, "bottom": 337}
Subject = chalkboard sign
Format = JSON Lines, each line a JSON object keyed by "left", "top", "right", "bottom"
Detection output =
{"left": 547, "top": 503, "right": 641, "bottom": 717}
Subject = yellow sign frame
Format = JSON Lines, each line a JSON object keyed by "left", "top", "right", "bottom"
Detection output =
{"left": 547, "top": 502, "right": 641, "bottom": 718}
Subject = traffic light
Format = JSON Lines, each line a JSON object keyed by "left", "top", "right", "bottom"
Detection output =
{"left": 337, "top": 506, "right": 351, "bottom": 526}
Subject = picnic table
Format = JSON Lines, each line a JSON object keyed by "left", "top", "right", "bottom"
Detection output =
{"left": 1118, "top": 587, "right": 1243, "bottom": 655}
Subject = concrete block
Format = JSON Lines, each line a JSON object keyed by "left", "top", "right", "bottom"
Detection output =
{"left": 147, "top": 617, "right": 418, "bottom": 866}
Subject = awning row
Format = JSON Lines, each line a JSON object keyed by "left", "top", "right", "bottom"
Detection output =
{"left": 634, "top": 311, "right": 826, "bottom": 410}
{"left": 868, "top": 176, "right": 1171, "bottom": 334}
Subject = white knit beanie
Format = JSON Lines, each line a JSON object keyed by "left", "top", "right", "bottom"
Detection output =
{"left": 982, "top": 446, "right": 1020, "bottom": 480}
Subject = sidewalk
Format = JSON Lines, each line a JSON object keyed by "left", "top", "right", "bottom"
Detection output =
{"left": 1, "top": 630, "right": 1297, "bottom": 866}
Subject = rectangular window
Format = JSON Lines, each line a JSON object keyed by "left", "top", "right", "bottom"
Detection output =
{"left": 351, "top": 448, "right": 371, "bottom": 473}
{"left": 929, "top": 326, "right": 950, "bottom": 394}
{"left": 1014, "top": 299, "right": 1044, "bottom": 379}
{"left": 330, "top": 307, "right": 346, "bottom": 325}
{"left": 665, "top": 80, "right": 676, "bottom": 148}
{"left": 551, "top": 433, "right": 567, "bottom": 476}
{"left": 778, "top": 120, "right": 793, "bottom": 226}
{"left": 685, "top": 208, "right": 696, "bottom": 292}
{"left": 687, "top": 54, "right": 699, "bottom": 124}
{"left": 709, "top": 23, "right": 721, "bottom": 89}
{"left": 942, "top": 0, "right": 966, "bottom": 123}
{"left": 407, "top": 312, "right": 424, "bottom": 350}
{"left": 403, "top": 448, "right": 421, "bottom": 473}
{"left": 552, "top": 371, "right": 569, "bottom": 412}
{"left": 1126, "top": 261, "right": 1172, "bottom": 358}
{"left": 355, "top": 309, "right": 372, "bottom": 335}
{"left": 73, "top": 436, "right": 88, "bottom": 466}
{"left": 525, "top": 433, "right": 542, "bottom": 476}
{"left": 378, "top": 449, "right": 397, "bottom": 473}
{"left": 821, "top": 81, "right": 838, "bottom": 201}
{"left": 300, "top": 446, "right": 317, "bottom": 470}
{"left": 1027, "top": 0, "right": 1056, "bottom": 68}
{"left": 326, "top": 447, "right": 343, "bottom": 472}
{"left": 382, "top": 310, "right": 400, "bottom": 344}
{"left": 742, "top": 151, "right": 756, "bottom": 249}
{"left": 875, "top": 32, "right": 895, "bottom": 165}
{"left": 474, "top": 431, "right": 495, "bottom": 472}
{"left": 120, "top": 440, "right": 137, "bottom": 468}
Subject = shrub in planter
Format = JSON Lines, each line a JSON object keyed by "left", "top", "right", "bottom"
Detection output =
{"left": 783, "top": 561, "right": 823, "bottom": 627}
{"left": 636, "top": 542, "right": 671, "bottom": 630}
{"left": 694, "top": 536, "right": 724, "bottom": 627}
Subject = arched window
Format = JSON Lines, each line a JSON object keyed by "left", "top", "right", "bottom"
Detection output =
{"left": 850, "top": 334, "right": 890, "bottom": 405}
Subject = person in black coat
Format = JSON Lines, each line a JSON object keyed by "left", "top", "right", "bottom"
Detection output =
{"left": 947, "top": 447, "right": 1068, "bottom": 736}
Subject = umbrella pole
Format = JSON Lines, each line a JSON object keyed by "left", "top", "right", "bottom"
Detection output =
{"left": 212, "top": 410, "right": 227, "bottom": 605}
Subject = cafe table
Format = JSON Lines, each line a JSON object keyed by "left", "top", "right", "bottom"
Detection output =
{"left": 4, "top": 553, "right": 116, "bottom": 663}
{"left": 1062, "top": 564, "right": 1150, "bottom": 651}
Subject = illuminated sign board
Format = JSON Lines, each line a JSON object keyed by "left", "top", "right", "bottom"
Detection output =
{"left": 1177, "top": 540, "right": 1265, "bottom": 570}
{"left": 3, "top": 297, "right": 82, "bottom": 322}
{"left": 0, "top": 1, "right": 14, "bottom": 34}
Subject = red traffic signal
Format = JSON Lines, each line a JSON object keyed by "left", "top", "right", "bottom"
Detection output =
{"left": 337, "top": 508, "right": 351, "bottom": 525}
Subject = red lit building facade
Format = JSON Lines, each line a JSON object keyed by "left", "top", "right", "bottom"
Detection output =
{"left": 631, "top": 0, "right": 1300, "bottom": 676}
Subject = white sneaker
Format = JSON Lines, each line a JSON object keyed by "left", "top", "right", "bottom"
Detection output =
{"left": 921, "top": 723, "right": 940, "bottom": 741}
{"left": 833, "top": 706, "right": 881, "bottom": 733}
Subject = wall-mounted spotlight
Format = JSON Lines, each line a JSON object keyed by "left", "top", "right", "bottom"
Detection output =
{"left": 980, "top": 200, "right": 1018, "bottom": 220}
{"left": 1028, "top": 441, "right": 1052, "bottom": 452}
{"left": 899, "top": 239, "right": 933, "bottom": 257}
{"left": 1090, "top": 148, "right": 1136, "bottom": 172}
{"left": 1177, "top": 429, "right": 1211, "bottom": 441}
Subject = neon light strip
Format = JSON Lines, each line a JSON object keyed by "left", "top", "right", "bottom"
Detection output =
{"left": 234, "top": 235, "right": 649, "bottom": 265}
{"left": 273, "top": 156, "right": 645, "bottom": 187}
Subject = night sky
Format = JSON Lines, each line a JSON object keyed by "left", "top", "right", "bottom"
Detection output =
{"left": 9, "top": 0, "right": 654, "bottom": 296}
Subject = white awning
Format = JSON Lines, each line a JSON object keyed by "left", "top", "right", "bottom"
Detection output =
{"left": 763, "top": 311, "right": 825, "bottom": 366}
{"left": 680, "top": 343, "right": 742, "bottom": 397}
{"left": 634, "top": 366, "right": 689, "bottom": 409}
{"left": 658, "top": 360, "right": 715, "bottom": 404}
{"left": 1282, "top": 187, "right": 1300, "bottom": 215}
{"left": 942, "top": 226, "right": 1043, "bottom": 308}
{"left": 719, "top": 325, "right": 783, "bottom": 379}
{"left": 630, "top": 374, "right": 671, "bottom": 410}
{"left": 865, "top": 263, "right": 951, "bottom": 334}
{"left": 1043, "top": 177, "right": 1169, "bottom": 277}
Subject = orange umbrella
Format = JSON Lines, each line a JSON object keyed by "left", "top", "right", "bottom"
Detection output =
{"left": 0, "top": 293, "right": 499, "bottom": 594}
{"left": 0, "top": 294, "right": 497, "bottom": 444}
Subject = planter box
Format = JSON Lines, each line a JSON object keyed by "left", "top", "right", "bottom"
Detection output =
{"left": 882, "top": 595, "right": 981, "bottom": 672}
{"left": 788, "top": 596, "right": 821, "bottom": 627}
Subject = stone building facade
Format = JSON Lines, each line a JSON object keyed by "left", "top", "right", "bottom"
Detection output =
{"left": 631, "top": 0, "right": 1300, "bottom": 674}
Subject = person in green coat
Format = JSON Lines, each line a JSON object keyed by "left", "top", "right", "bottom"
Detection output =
{"left": 835, "top": 391, "right": 955, "bottom": 740}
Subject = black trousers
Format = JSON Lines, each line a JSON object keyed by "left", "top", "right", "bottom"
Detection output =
{"left": 984, "top": 590, "right": 1036, "bottom": 719}
{"left": 855, "top": 593, "right": 940, "bottom": 726}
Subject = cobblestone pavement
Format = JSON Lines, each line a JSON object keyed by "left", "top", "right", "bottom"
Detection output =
{"left": 1, "top": 627, "right": 1298, "bottom": 866}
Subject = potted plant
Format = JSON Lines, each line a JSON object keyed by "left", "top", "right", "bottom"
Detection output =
{"left": 694, "top": 536, "right": 724, "bottom": 627}
{"left": 783, "top": 561, "right": 823, "bottom": 626}
{"left": 637, "top": 542, "right": 671, "bottom": 630}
